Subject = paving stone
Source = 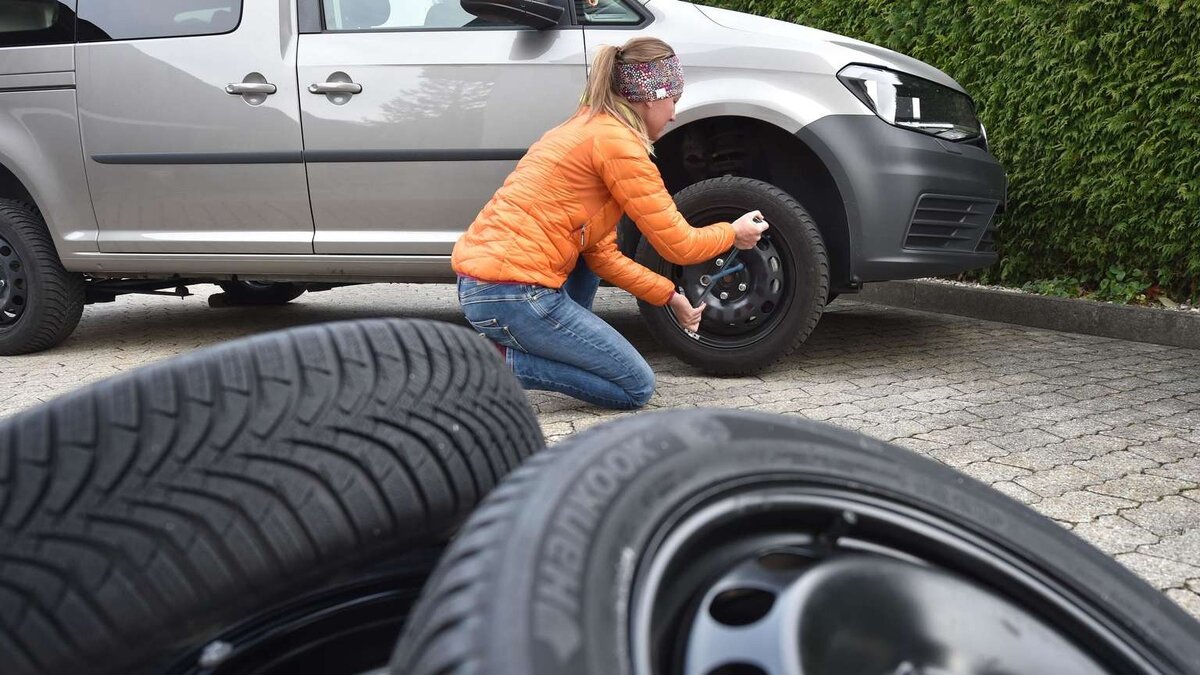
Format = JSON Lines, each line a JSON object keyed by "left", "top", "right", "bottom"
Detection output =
{"left": 989, "top": 480, "right": 1042, "bottom": 505}
{"left": 1139, "top": 529, "right": 1200, "bottom": 567}
{"left": 1040, "top": 417, "right": 1114, "bottom": 440}
{"left": 1149, "top": 457, "right": 1200, "bottom": 483}
{"left": 996, "top": 445, "right": 1089, "bottom": 471}
{"left": 1076, "top": 451, "right": 1158, "bottom": 480}
{"left": 958, "top": 461, "right": 1032, "bottom": 485}
{"left": 1103, "top": 424, "right": 1179, "bottom": 443}
{"left": 1090, "top": 474, "right": 1196, "bottom": 502}
{"left": 1132, "top": 438, "right": 1200, "bottom": 464}
{"left": 1115, "top": 553, "right": 1200, "bottom": 589}
{"left": 1122, "top": 496, "right": 1200, "bottom": 538}
{"left": 1034, "top": 491, "right": 1137, "bottom": 523}
{"left": 1165, "top": 589, "right": 1200, "bottom": 620}
{"left": 1072, "top": 516, "right": 1160, "bottom": 555}
{"left": 801, "top": 403, "right": 868, "bottom": 421}
{"left": 1016, "top": 465, "right": 1099, "bottom": 497}
{"left": 989, "top": 428, "right": 1066, "bottom": 453}
{"left": 926, "top": 441, "right": 1007, "bottom": 468}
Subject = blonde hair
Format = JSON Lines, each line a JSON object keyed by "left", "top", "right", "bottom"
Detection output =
{"left": 578, "top": 37, "right": 676, "bottom": 153}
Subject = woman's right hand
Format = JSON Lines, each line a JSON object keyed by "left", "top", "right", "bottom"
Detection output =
{"left": 731, "top": 210, "right": 769, "bottom": 249}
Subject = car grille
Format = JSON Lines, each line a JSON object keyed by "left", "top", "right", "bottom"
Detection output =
{"left": 903, "top": 195, "right": 999, "bottom": 253}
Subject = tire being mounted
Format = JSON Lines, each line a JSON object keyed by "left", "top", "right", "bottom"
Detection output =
{"left": 0, "top": 318, "right": 544, "bottom": 675}
{"left": 391, "top": 409, "right": 1200, "bottom": 675}
{"left": 635, "top": 177, "right": 829, "bottom": 375}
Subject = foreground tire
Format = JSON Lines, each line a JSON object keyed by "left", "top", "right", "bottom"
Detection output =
{"left": 0, "top": 199, "right": 85, "bottom": 355}
{"left": 392, "top": 409, "right": 1200, "bottom": 675}
{"left": 217, "top": 280, "right": 306, "bottom": 305}
{"left": 636, "top": 177, "right": 828, "bottom": 375}
{"left": 0, "top": 318, "right": 543, "bottom": 675}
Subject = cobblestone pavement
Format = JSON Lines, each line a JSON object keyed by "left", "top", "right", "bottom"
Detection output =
{"left": 2, "top": 283, "right": 1199, "bottom": 619}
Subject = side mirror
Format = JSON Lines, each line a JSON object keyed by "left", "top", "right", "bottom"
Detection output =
{"left": 461, "top": 0, "right": 564, "bottom": 30}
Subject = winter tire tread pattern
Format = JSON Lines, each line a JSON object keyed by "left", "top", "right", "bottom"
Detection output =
{"left": 0, "top": 199, "right": 85, "bottom": 355}
{"left": 0, "top": 318, "right": 543, "bottom": 675}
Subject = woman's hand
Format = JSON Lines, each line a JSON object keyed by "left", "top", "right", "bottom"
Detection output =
{"left": 731, "top": 210, "right": 769, "bottom": 249}
{"left": 668, "top": 292, "right": 704, "bottom": 333}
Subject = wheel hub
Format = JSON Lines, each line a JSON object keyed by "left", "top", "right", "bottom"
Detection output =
{"left": 0, "top": 234, "right": 27, "bottom": 326}
{"left": 674, "top": 235, "right": 787, "bottom": 343}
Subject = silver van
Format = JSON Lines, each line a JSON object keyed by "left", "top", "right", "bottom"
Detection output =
{"left": 0, "top": 0, "right": 1005, "bottom": 371}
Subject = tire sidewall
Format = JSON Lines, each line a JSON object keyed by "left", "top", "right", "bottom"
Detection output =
{"left": 0, "top": 205, "right": 77, "bottom": 351}
{"left": 636, "top": 178, "right": 828, "bottom": 373}
{"left": 494, "top": 411, "right": 1199, "bottom": 675}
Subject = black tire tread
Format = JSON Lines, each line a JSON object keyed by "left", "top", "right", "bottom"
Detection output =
{"left": 0, "top": 318, "right": 543, "bottom": 675}
{"left": 0, "top": 199, "right": 85, "bottom": 355}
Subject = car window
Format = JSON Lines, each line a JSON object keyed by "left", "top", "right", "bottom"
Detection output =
{"left": 321, "top": 0, "right": 516, "bottom": 31}
{"left": 77, "top": 0, "right": 241, "bottom": 42}
{"left": 0, "top": 0, "right": 74, "bottom": 48}
{"left": 575, "top": 0, "right": 642, "bottom": 26}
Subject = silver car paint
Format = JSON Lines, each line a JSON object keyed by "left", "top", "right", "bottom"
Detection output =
{"left": 298, "top": 26, "right": 586, "bottom": 255}
{"left": 76, "top": 0, "right": 314, "bottom": 254}
{"left": 0, "top": 0, "right": 994, "bottom": 281}
{"left": 0, "top": 33, "right": 99, "bottom": 257}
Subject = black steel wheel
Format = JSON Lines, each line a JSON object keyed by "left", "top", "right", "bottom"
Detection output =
{"left": 164, "top": 549, "right": 440, "bottom": 675}
{"left": 217, "top": 280, "right": 306, "bottom": 306}
{"left": 392, "top": 409, "right": 1200, "bottom": 675}
{"left": 0, "top": 199, "right": 85, "bottom": 355}
{"left": 636, "top": 177, "right": 828, "bottom": 375}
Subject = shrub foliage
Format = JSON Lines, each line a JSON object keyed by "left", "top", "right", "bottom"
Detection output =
{"left": 707, "top": 0, "right": 1200, "bottom": 301}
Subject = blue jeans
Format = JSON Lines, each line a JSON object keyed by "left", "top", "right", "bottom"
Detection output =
{"left": 457, "top": 260, "right": 656, "bottom": 409}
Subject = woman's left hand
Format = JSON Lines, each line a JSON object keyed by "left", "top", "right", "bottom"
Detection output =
{"left": 668, "top": 292, "right": 704, "bottom": 332}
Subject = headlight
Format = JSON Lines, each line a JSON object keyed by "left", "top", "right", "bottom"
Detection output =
{"left": 837, "top": 64, "right": 982, "bottom": 142}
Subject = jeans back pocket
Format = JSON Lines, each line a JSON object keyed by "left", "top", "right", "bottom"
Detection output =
{"left": 466, "top": 317, "right": 527, "bottom": 353}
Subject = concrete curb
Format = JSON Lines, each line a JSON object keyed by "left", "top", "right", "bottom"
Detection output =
{"left": 854, "top": 280, "right": 1200, "bottom": 351}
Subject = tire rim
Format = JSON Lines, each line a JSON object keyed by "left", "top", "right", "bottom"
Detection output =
{"left": 631, "top": 484, "right": 1157, "bottom": 675}
{"left": 0, "top": 234, "right": 27, "bottom": 327}
{"left": 165, "top": 551, "right": 438, "bottom": 675}
{"left": 665, "top": 205, "right": 794, "bottom": 349}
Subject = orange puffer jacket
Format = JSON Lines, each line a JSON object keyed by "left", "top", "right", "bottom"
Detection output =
{"left": 452, "top": 111, "right": 735, "bottom": 306}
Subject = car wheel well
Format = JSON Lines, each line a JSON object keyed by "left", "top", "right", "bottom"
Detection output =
{"left": 0, "top": 162, "right": 36, "bottom": 208}
{"left": 633, "top": 116, "right": 854, "bottom": 293}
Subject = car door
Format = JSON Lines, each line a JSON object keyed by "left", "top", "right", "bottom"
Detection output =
{"left": 76, "top": 0, "right": 314, "bottom": 254}
{"left": 297, "top": 0, "right": 585, "bottom": 256}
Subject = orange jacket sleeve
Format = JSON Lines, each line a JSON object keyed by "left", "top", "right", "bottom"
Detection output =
{"left": 582, "top": 229, "right": 675, "bottom": 306}
{"left": 592, "top": 131, "right": 736, "bottom": 265}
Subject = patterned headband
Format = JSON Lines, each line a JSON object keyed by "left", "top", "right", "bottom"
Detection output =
{"left": 616, "top": 55, "right": 683, "bottom": 103}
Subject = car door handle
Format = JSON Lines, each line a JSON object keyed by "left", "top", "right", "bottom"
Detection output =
{"left": 225, "top": 82, "right": 278, "bottom": 95}
{"left": 309, "top": 82, "right": 363, "bottom": 95}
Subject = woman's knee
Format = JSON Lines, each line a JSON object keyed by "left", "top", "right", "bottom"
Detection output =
{"left": 624, "top": 364, "right": 656, "bottom": 408}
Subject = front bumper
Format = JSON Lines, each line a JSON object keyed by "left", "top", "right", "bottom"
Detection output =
{"left": 796, "top": 114, "right": 1007, "bottom": 282}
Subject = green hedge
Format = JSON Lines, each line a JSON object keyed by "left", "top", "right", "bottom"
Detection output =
{"left": 707, "top": 0, "right": 1200, "bottom": 303}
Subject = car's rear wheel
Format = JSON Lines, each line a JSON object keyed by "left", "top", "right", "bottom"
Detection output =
{"left": 0, "top": 199, "right": 85, "bottom": 355}
{"left": 636, "top": 177, "right": 828, "bottom": 375}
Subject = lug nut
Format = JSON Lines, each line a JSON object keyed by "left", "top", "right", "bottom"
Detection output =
{"left": 699, "top": 275, "right": 712, "bottom": 286}
{"left": 715, "top": 258, "right": 725, "bottom": 267}
{"left": 737, "top": 283, "right": 747, "bottom": 292}
{"left": 719, "top": 292, "right": 729, "bottom": 300}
